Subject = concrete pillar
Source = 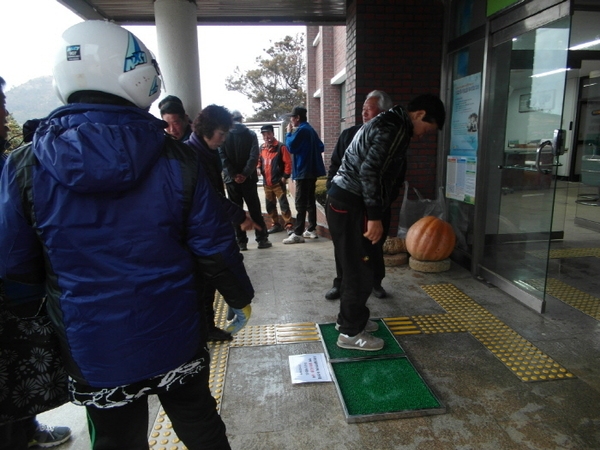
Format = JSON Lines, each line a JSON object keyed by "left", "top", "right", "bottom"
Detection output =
{"left": 154, "top": 0, "right": 201, "bottom": 118}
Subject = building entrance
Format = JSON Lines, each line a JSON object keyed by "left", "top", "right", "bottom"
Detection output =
{"left": 478, "top": 1, "right": 600, "bottom": 313}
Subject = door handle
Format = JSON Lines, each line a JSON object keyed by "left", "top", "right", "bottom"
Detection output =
{"left": 535, "top": 140, "right": 554, "bottom": 174}
{"left": 552, "top": 129, "right": 565, "bottom": 156}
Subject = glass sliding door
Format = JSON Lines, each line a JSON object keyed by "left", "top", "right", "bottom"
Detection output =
{"left": 479, "top": 6, "right": 571, "bottom": 312}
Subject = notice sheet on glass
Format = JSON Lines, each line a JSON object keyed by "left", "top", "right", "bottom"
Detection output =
{"left": 447, "top": 72, "right": 481, "bottom": 205}
{"left": 446, "top": 156, "right": 476, "bottom": 205}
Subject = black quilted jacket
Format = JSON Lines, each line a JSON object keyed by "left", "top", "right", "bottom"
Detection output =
{"left": 329, "top": 105, "right": 412, "bottom": 221}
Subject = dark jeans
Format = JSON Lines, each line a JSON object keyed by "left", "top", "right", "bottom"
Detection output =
{"left": 0, "top": 416, "right": 37, "bottom": 450}
{"left": 331, "top": 205, "right": 390, "bottom": 289}
{"left": 86, "top": 368, "right": 230, "bottom": 450}
{"left": 326, "top": 196, "right": 373, "bottom": 336}
{"left": 226, "top": 180, "right": 268, "bottom": 244}
{"left": 293, "top": 178, "right": 317, "bottom": 236}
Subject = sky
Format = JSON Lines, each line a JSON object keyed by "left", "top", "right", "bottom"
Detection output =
{"left": 0, "top": 0, "right": 302, "bottom": 118}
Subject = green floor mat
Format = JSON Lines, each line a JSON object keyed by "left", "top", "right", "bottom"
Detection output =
{"left": 318, "top": 320, "right": 445, "bottom": 422}
{"left": 330, "top": 357, "right": 446, "bottom": 422}
{"left": 318, "top": 320, "right": 404, "bottom": 360}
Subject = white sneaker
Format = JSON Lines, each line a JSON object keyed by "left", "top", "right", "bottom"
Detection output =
{"left": 302, "top": 230, "right": 318, "bottom": 239}
{"left": 283, "top": 234, "right": 305, "bottom": 244}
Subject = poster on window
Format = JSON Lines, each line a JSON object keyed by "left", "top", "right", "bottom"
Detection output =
{"left": 446, "top": 156, "right": 476, "bottom": 205}
{"left": 450, "top": 72, "right": 482, "bottom": 158}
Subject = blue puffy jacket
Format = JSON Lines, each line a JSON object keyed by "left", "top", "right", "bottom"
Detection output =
{"left": 0, "top": 103, "right": 253, "bottom": 387}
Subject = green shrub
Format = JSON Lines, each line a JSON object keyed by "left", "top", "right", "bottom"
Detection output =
{"left": 315, "top": 177, "right": 327, "bottom": 206}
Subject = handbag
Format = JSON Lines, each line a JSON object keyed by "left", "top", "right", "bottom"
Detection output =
{"left": 0, "top": 299, "right": 69, "bottom": 426}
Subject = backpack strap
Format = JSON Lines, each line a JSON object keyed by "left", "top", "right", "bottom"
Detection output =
{"left": 9, "top": 143, "right": 37, "bottom": 226}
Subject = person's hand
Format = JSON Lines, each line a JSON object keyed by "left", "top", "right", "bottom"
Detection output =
{"left": 363, "top": 220, "right": 383, "bottom": 245}
{"left": 234, "top": 174, "right": 246, "bottom": 183}
{"left": 240, "top": 213, "right": 261, "bottom": 231}
{"left": 286, "top": 123, "right": 293, "bottom": 133}
{"left": 225, "top": 305, "right": 252, "bottom": 335}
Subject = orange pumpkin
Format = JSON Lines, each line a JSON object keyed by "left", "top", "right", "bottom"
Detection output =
{"left": 405, "top": 216, "right": 455, "bottom": 261}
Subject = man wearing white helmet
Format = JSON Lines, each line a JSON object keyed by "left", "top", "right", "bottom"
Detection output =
{"left": 0, "top": 21, "right": 251, "bottom": 449}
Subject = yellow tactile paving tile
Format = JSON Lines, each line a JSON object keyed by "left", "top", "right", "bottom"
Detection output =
{"left": 275, "top": 322, "right": 321, "bottom": 342}
{"left": 148, "top": 409, "right": 186, "bottom": 449}
{"left": 228, "top": 324, "right": 277, "bottom": 346}
{"left": 418, "top": 283, "right": 574, "bottom": 382}
{"left": 209, "top": 343, "right": 228, "bottom": 408}
{"left": 527, "top": 277, "right": 600, "bottom": 320}
{"left": 383, "top": 316, "right": 422, "bottom": 335}
{"left": 528, "top": 247, "right": 600, "bottom": 259}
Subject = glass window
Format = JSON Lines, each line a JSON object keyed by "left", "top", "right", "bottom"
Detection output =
{"left": 445, "top": 40, "right": 486, "bottom": 263}
{"left": 339, "top": 82, "right": 347, "bottom": 132}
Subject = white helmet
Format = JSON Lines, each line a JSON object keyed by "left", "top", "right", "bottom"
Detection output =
{"left": 53, "top": 20, "right": 161, "bottom": 109}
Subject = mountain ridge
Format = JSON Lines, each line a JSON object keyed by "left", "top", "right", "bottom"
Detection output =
{"left": 6, "top": 76, "right": 63, "bottom": 126}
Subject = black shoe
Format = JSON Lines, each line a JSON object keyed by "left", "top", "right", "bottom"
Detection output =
{"left": 239, "top": 242, "right": 248, "bottom": 251}
{"left": 267, "top": 224, "right": 283, "bottom": 234}
{"left": 372, "top": 285, "right": 387, "bottom": 298}
{"left": 207, "top": 327, "right": 233, "bottom": 341}
{"left": 257, "top": 240, "right": 272, "bottom": 249}
{"left": 325, "top": 286, "right": 341, "bottom": 300}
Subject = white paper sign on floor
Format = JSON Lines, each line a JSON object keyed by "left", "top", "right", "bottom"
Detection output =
{"left": 289, "top": 353, "right": 332, "bottom": 384}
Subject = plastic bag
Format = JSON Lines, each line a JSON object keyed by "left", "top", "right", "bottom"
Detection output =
{"left": 397, "top": 181, "right": 446, "bottom": 238}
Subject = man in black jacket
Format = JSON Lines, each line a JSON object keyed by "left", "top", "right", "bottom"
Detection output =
{"left": 220, "top": 110, "right": 271, "bottom": 250}
{"left": 325, "top": 90, "right": 393, "bottom": 301}
{"left": 327, "top": 94, "right": 445, "bottom": 351}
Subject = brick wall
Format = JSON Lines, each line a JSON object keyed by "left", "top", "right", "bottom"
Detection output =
{"left": 306, "top": 26, "right": 341, "bottom": 159}
{"left": 344, "top": 0, "right": 444, "bottom": 235}
{"left": 318, "top": 27, "right": 341, "bottom": 158}
{"left": 304, "top": 1, "right": 445, "bottom": 237}
{"left": 333, "top": 26, "right": 347, "bottom": 77}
